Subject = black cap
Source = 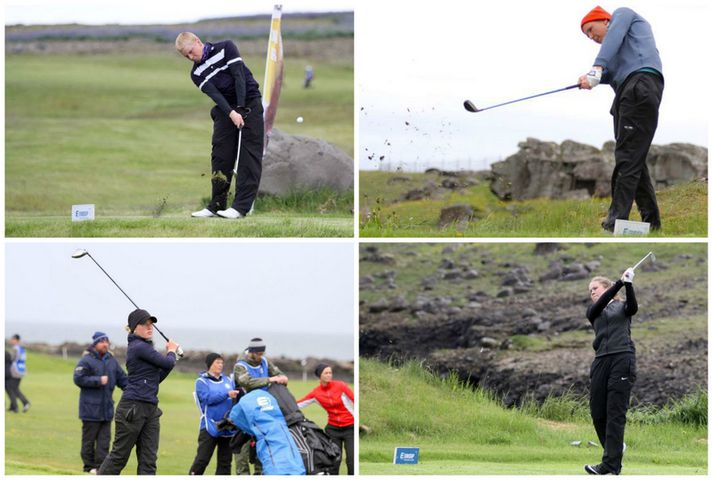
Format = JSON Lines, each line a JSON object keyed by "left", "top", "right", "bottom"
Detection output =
{"left": 205, "top": 353, "right": 223, "bottom": 370}
{"left": 314, "top": 363, "right": 330, "bottom": 378}
{"left": 128, "top": 309, "right": 157, "bottom": 332}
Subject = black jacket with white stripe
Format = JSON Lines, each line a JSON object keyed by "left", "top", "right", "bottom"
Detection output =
{"left": 190, "top": 40, "right": 261, "bottom": 115}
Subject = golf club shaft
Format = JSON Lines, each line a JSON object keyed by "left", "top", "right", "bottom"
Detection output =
{"left": 83, "top": 252, "right": 183, "bottom": 357}
{"left": 86, "top": 253, "right": 139, "bottom": 309}
{"left": 154, "top": 325, "right": 184, "bottom": 357}
{"left": 232, "top": 127, "right": 243, "bottom": 175}
{"left": 632, "top": 252, "right": 653, "bottom": 271}
{"left": 471, "top": 84, "right": 579, "bottom": 112}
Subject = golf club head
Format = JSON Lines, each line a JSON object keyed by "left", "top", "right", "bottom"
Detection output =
{"left": 463, "top": 100, "right": 479, "bottom": 113}
{"left": 71, "top": 249, "right": 89, "bottom": 259}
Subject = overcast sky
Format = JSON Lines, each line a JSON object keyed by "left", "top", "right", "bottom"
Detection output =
{"left": 5, "top": 242, "right": 354, "bottom": 356}
{"left": 358, "top": 0, "right": 709, "bottom": 171}
{"left": 4, "top": 1, "right": 354, "bottom": 25}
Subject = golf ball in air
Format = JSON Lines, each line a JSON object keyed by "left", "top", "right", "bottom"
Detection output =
{"left": 296, "top": 116, "right": 304, "bottom": 123}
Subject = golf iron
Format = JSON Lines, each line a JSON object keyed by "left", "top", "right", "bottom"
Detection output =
{"left": 232, "top": 106, "right": 251, "bottom": 175}
{"left": 632, "top": 251, "right": 656, "bottom": 271}
{"left": 464, "top": 83, "right": 579, "bottom": 113}
{"left": 71, "top": 249, "right": 183, "bottom": 357}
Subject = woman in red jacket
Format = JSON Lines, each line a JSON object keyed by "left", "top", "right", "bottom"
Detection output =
{"left": 297, "top": 364, "right": 354, "bottom": 475}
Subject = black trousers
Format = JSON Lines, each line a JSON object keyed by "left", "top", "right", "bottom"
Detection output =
{"left": 326, "top": 424, "right": 355, "bottom": 475}
{"left": 5, "top": 377, "right": 29, "bottom": 411}
{"left": 189, "top": 429, "right": 232, "bottom": 475}
{"left": 589, "top": 352, "right": 636, "bottom": 474}
{"left": 603, "top": 72, "right": 664, "bottom": 231}
{"left": 81, "top": 420, "right": 112, "bottom": 472}
{"left": 98, "top": 399, "right": 162, "bottom": 475}
{"left": 208, "top": 97, "right": 264, "bottom": 214}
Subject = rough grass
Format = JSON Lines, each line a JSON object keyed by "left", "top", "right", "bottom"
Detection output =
{"left": 359, "top": 170, "right": 707, "bottom": 237}
{"left": 359, "top": 358, "right": 707, "bottom": 475}
{"left": 5, "top": 352, "right": 349, "bottom": 475}
{"left": 5, "top": 47, "right": 353, "bottom": 237}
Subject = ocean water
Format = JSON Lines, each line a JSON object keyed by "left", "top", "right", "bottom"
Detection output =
{"left": 5, "top": 321, "right": 354, "bottom": 361}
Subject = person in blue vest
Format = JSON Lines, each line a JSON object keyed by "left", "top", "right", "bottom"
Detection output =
{"left": 7, "top": 334, "right": 30, "bottom": 413}
{"left": 228, "top": 389, "right": 306, "bottom": 475}
{"left": 189, "top": 353, "right": 240, "bottom": 475}
{"left": 73, "top": 332, "right": 128, "bottom": 474}
{"left": 233, "top": 338, "right": 288, "bottom": 474}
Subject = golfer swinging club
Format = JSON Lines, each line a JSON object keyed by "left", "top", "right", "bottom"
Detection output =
{"left": 98, "top": 309, "right": 180, "bottom": 475}
{"left": 176, "top": 32, "right": 264, "bottom": 219}
{"left": 584, "top": 268, "right": 637, "bottom": 475}
{"left": 578, "top": 6, "right": 663, "bottom": 232}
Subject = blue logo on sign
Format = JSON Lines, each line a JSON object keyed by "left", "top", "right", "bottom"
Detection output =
{"left": 393, "top": 447, "right": 419, "bottom": 464}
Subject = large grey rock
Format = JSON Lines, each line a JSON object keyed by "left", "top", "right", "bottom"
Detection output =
{"left": 260, "top": 129, "right": 353, "bottom": 195}
{"left": 490, "top": 138, "right": 707, "bottom": 201}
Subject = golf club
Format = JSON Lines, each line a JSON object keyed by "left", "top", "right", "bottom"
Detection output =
{"left": 232, "top": 106, "right": 251, "bottom": 175}
{"left": 71, "top": 249, "right": 184, "bottom": 357}
{"left": 464, "top": 83, "right": 579, "bottom": 113}
{"left": 632, "top": 251, "right": 656, "bottom": 271}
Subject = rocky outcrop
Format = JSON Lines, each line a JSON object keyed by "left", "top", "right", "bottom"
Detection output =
{"left": 359, "top": 244, "right": 707, "bottom": 407}
{"left": 490, "top": 138, "right": 707, "bottom": 201}
{"left": 260, "top": 129, "right": 353, "bottom": 196}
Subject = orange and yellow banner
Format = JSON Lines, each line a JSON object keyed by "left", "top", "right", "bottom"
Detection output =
{"left": 263, "top": 4, "right": 284, "bottom": 154}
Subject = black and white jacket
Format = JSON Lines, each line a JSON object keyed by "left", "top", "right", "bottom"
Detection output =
{"left": 190, "top": 40, "right": 260, "bottom": 115}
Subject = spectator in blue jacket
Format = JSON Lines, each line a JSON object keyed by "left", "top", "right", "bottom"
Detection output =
{"left": 189, "top": 353, "right": 240, "bottom": 475}
{"left": 73, "top": 332, "right": 128, "bottom": 474}
{"left": 97, "top": 309, "right": 180, "bottom": 475}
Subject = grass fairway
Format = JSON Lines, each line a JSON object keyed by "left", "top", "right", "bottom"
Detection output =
{"left": 5, "top": 352, "right": 349, "bottom": 475}
{"left": 359, "top": 359, "right": 707, "bottom": 475}
{"left": 5, "top": 214, "right": 353, "bottom": 237}
{"left": 6, "top": 48, "right": 353, "bottom": 237}
{"left": 359, "top": 170, "right": 706, "bottom": 237}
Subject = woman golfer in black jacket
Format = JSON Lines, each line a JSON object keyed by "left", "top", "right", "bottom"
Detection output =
{"left": 98, "top": 309, "right": 180, "bottom": 475}
{"left": 584, "top": 268, "right": 637, "bottom": 475}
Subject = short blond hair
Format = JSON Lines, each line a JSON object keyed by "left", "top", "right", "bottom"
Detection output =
{"left": 175, "top": 32, "right": 199, "bottom": 54}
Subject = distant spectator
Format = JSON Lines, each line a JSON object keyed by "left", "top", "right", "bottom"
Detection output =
{"left": 298, "top": 364, "right": 354, "bottom": 474}
{"left": 73, "top": 332, "right": 128, "bottom": 474}
{"left": 7, "top": 334, "right": 30, "bottom": 413}
{"left": 303, "top": 65, "right": 314, "bottom": 88}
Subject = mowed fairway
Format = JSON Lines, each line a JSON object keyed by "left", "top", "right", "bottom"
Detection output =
{"left": 5, "top": 352, "right": 350, "bottom": 475}
{"left": 5, "top": 46, "right": 354, "bottom": 237}
{"left": 359, "top": 359, "right": 707, "bottom": 475}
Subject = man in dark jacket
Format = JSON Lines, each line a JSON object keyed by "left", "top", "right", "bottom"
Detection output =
{"left": 74, "top": 332, "right": 128, "bottom": 473}
{"left": 97, "top": 309, "right": 180, "bottom": 475}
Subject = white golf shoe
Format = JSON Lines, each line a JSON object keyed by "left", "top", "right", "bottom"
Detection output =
{"left": 191, "top": 208, "right": 216, "bottom": 218}
{"left": 216, "top": 207, "right": 245, "bottom": 219}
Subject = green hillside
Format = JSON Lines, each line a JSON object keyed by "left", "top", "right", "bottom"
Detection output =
{"left": 359, "top": 358, "right": 707, "bottom": 475}
{"left": 5, "top": 39, "right": 353, "bottom": 237}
